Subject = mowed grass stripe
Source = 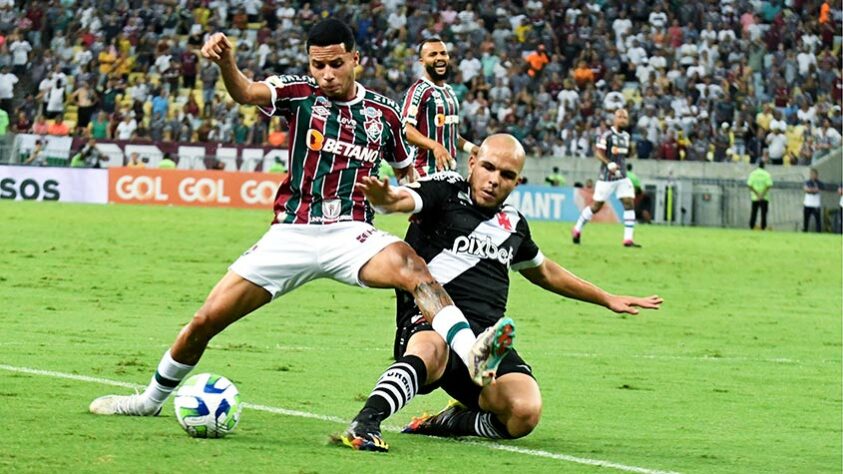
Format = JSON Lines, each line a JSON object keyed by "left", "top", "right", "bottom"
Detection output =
{"left": 0, "top": 364, "right": 681, "bottom": 474}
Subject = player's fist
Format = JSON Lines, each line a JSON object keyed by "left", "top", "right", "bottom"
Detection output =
{"left": 201, "top": 33, "right": 234, "bottom": 63}
{"left": 607, "top": 162, "right": 621, "bottom": 176}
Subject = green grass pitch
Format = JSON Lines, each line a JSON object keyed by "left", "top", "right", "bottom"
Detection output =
{"left": 0, "top": 200, "right": 840, "bottom": 473}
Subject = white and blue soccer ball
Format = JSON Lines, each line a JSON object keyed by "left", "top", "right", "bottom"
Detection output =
{"left": 173, "top": 373, "right": 242, "bottom": 438}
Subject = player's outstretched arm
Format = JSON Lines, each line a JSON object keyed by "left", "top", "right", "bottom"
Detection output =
{"left": 200, "top": 32, "right": 271, "bottom": 107}
{"left": 519, "top": 259, "right": 662, "bottom": 315}
{"left": 355, "top": 176, "right": 418, "bottom": 214}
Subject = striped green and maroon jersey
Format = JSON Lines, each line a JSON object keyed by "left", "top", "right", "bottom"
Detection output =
{"left": 401, "top": 77, "right": 461, "bottom": 177}
{"left": 259, "top": 75, "right": 414, "bottom": 225}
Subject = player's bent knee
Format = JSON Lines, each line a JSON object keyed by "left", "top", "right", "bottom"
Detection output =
{"left": 506, "top": 398, "right": 542, "bottom": 438}
{"left": 394, "top": 247, "right": 434, "bottom": 291}
{"left": 406, "top": 332, "right": 448, "bottom": 382}
{"left": 188, "top": 303, "right": 230, "bottom": 340}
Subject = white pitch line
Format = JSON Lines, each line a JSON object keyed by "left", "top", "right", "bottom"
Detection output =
{"left": 0, "top": 363, "right": 681, "bottom": 474}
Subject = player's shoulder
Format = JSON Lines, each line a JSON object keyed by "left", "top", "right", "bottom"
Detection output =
{"left": 407, "top": 78, "right": 432, "bottom": 93}
{"left": 501, "top": 202, "right": 530, "bottom": 228}
{"left": 414, "top": 171, "right": 467, "bottom": 193}
{"left": 364, "top": 88, "right": 402, "bottom": 115}
{"left": 263, "top": 74, "right": 317, "bottom": 88}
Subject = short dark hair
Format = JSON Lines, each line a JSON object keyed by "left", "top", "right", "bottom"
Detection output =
{"left": 417, "top": 37, "right": 445, "bottom": 56}
{"left": 306, "top": 18, "right": 355, "bottom": 52}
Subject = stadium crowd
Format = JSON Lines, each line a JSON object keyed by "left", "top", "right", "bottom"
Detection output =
{"left": 0, "top": 0, "right": 840, "bottom": 166}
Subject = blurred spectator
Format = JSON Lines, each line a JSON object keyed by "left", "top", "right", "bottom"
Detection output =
{"left": 70, "top": 81, "right": 96, "bottom": 133}
{"left": 545, "top": 166, "right": 566, "bottom": 187}
{"left": 47, "top": 115, "right": 70, "bottom": 136}
{"left": 814, "top": 118, "right": 842, "bottom": 158}
{"left": 158, "top": 153, "right": 176, "bottom": 169}
{"left": 0, "top": 64, "right": 16, "bottom": 113}
{"left": 765, "top": 124, "right": 788, "bottom": 165}
{"left": 89, "top": 111, "right": 110, "bottom": 139}
{"left": 0, "top": 106, "right": 8, "bottom": 136}
{"left": 23, "top": 139, "right": 44, "bottom": 166}
{"left": 267, "top": 156, "right": 287, "bottom": 173}
{"left": 71, "top": 138, "right": 104, "bottom": 168}
{"left": 747, "top": 160, "right": 773, "bottom": 230}
{"left": 31, "top": 115, "right": 48, "bottom": 135}
{"left": 127, "top": 152, "right": 145, "bottom": 168}
{"left": 115, "top": 114, "right": 137, "bottom": 141}
{"left": 267, "top": 121, "right": 288, "bottom": 148}
{"left": 803, "top": 168, "right": 824, "bottom": 232}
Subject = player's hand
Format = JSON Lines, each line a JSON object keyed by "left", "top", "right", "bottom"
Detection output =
{"left": 607, "top": 161, "right": 621, "bottom": 177}
{"left": 201, "top": 33, "right": 234, "bottom": 63}
{"left": 433, "top": 144, "right": 454, "bottom": 172}
{"left": 606, "top": 295, "right": 663, "bottom": 315}
{"left": 355, "top": 176, "right": 396, "bottom": 207}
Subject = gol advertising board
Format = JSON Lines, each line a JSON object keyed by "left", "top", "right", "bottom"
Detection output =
{"left": 107, "top": 167, "right": 285, "bottom": 209}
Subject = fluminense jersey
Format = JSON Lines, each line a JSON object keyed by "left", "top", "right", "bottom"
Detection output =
{"left": 260, "top": 75, "right": 414, "bottom": 224}
{"left": 596, "top": 127, "right": 630, "bottom": 182}
{"left": 401, "top": 77, "right": 460, "bottom": 176}
{"left": 396, "top": 172, "right": 545, "bottom": 328}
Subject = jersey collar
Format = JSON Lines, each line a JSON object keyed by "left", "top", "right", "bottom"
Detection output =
{"left": 333, "top": 82, "right": 366, "bottom": 106}
{"left": 422, "top": 76, "right": 448, "bottom": 90}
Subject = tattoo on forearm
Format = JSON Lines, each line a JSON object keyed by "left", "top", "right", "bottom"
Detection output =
{"left": 413, "top": 281, "right": 454, "bottom": 322}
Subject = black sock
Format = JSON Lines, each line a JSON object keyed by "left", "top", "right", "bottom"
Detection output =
{"left": 445, "top": 410, "right": 512, "bottom": 439}
{"left": 356, "top": 354, "right": 428, "bottom": 423}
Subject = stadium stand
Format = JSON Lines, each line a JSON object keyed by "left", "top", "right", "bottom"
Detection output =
{"left": 0, "top": 0, "right": 839, "bottom": 167}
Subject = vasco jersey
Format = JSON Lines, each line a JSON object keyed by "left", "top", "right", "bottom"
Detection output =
{"left": 260, "top": 75, "right": 414, "bottom": 225}
{"left": 402, "top": 78, "right": 460, "bottom": 176}
{"left": 596, "top": 127, "right": 630, "bottom": 182}
{"left": 396, "top": 172, "right": 545, "bottom": 328}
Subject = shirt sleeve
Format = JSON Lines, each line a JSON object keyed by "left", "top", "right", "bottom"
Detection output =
{"left": 511, "top": 217, "right": 544, "bottom": 271}
{"left": 258, "top": 74, "right": 317, "bottom": 117}
{"left": 400, "top": 174, "right": 459, "bottom": 217}
{"left": 383, "top": 100, "right": 416, "bottom": 169}
{"left": 402, "top": 82, "right": 429, "bottom": 127}
{"left": 596, "top": 130, "right": 609, "bottom": 151}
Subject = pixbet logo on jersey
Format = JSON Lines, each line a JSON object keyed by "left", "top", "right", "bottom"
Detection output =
{"left": 306, "top": 129, "right": 379, "bottom": 163}
{"left": 451, "top": 235, "right": 514, "bottom": 265}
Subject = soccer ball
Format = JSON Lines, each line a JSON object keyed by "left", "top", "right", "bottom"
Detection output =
{"left": 173, "top": 373, "right": 242, "bottom": 438}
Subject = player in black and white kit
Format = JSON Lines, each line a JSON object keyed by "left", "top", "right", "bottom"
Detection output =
{"left": 337, "top": 134, "right": 663, "bottom": 452}
{"left": 572, "top": 108, "right": 640, "bottom": 247}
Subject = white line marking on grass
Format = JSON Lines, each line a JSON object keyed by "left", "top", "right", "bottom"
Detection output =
{"left": 0, "top": 364, "right": 681, "bottom": 474}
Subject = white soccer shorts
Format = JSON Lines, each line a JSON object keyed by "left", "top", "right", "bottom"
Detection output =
{"left": 229, "top": 222, "right": 401, "bottom": 299}
{"left": 593, "top": 178, "right": 635, "bottom": 202}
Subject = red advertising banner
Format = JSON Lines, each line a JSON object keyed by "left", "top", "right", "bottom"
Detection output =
{"left": 108, "top": 167, "right": 286, "bottom": 209}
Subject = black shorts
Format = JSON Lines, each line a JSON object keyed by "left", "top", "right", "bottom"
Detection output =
{"left": 393, "top": 314, "right": 535, "bottom": 411}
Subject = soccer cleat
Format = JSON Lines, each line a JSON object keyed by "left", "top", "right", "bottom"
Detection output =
{"left": 89, "top": 394, "right": 162, "bottom": 416}
{"left": 467, "top": 317, "right": 515, "bottom": 386}
{"left": 403, "top": 399, "right": 467, "bottom": 437}
{"left": 336, "top": 416, "right": 389, "bottom": 452}
{"left": 623, "top": 240, "right": 642, "bottom": 248}
{"left": 571, "top": 229, "right": 581, "bottom": 244}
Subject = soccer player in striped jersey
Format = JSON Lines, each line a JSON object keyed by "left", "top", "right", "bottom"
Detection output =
{"left": 337, "top": 134, "right": 662, "bottom": 452}
{"left": 89, "top": 19, "right": 510, "bottom": 419}
{"left": 402, "top": 37, "right": 479, "bottom": 177}
{"left": 572, "top": 108, "right": 640, "bottom": 247}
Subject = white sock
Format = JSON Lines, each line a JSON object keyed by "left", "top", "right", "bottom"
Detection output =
{"left": 431, "top": 305, "right": 475, "bottom": 367}
{"left": 141, "top": 350, "right": 195, "bottom": 406}
{"left": 574, "top": 206, "right": 593, "bottom": 232}
{"left": 623, "top": 210, "right": 636, "bottom": 242}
